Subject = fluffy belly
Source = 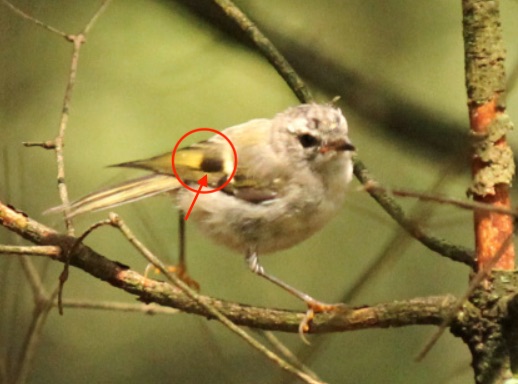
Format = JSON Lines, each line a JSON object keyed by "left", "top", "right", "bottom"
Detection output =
{"left": 175, "top": 186, "right": 344, "bottom": 255}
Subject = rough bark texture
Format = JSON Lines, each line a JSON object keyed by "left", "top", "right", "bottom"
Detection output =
{"left": 463, "top": 0, "right": 515, "bottom": 271}
{"left": 451, "top": 271, "right": 518, "bottom": 384}
{"left": 461, "top": 1, "right": 516, "bottom": 382}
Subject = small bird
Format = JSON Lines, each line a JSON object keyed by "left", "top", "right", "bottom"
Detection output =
{"left": 57, "top": 103, "right": 355, "bottom": 326}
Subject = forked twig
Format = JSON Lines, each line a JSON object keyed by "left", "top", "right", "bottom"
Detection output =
{"left": 2, "top": 3, "right": 113, "bottom": 383}
{"left": 3, "top": 0, "right": 112, "bottom": 235}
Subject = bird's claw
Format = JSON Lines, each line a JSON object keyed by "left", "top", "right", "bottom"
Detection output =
{"left": 298, "top": 300, "right": 346, "bottom": 343}
{"left": 143, "top": 263, "right": 200, "bottom": 291}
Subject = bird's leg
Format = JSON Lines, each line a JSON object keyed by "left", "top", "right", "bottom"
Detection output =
{"left": 245, "top": 248, "right": 345, "bottom": 334}
{"left": 177, "top": 209, "right": 187, "bottom": 273}
{"left": 171, "top": 209, "right": 200, "bottom": 290}
{"left": 144, "top": 209, "right": 199, "bottom": 290}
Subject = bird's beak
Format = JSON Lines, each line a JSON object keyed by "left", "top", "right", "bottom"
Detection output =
{"left": 319, "top": 139, "right": 355, "bottom": 154}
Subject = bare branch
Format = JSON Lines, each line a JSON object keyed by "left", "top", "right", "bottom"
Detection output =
{"left": 354, "top": 158, "right": 476, "bottom": 268}
{"left": 262, "top": 331, "right": 322, "bottom": 382}
{"left": 57, "top": 299, "right": 180, "bottom": 315}
{"left": 82, "top": 0, "right": 112, "bottom": 35}
{"left": 0, "top": 201, "right": 456, "bottom": 333}
{"left": 212, "top": 0, "right": 312, "bottom": 103}
{"left": 0, "top": 245, "right": 60, "bottom": 257}
{"left": 366, "top": 184, "right": 518, "bottom": 218}
{"left": 4, "top": 0, "right": 113, "bottom": 236}
{"left": 14, "top": 288, "right": 58, "bottom": 384}
{"left": 1, "top": 0, "right": 67, "bottom": 37}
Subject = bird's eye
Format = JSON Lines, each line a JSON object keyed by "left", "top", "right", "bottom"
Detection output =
{"left": 298, "top": 133, "right": 320, "bottom": 148}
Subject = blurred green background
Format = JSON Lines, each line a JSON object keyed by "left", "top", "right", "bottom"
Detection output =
{"left": 2, "top": 1, "right": 518, "bottom": 383}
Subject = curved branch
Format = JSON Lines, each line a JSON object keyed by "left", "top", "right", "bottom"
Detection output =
{"left": 212, "top": 0, "right": 312, "bottom": 103}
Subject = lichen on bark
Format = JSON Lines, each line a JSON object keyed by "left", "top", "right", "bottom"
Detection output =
{"left": 463, "top": 0, "right": 506, "bottom": 105}
{"left": 470, "top": 114, "right": 515, "bottom": 196}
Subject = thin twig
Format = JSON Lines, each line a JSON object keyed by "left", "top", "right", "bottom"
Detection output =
{"left": 57, "top": 299, "right": 180, "bottom": 315}
{"left": 262, "top": 331, "right": 321, "bottom": 382}
{"left": 365, "top": 184, "right": 518, "bottom": 218}
{"left": 52, "top": 0, "right": 111, "bottom": 233}
{"left": 18, "top": 256, "right": 48, "bottom": 304}
{"left": 0, "top": 245, "right": 61, "bottom": 257}
{"left": 58, "top": 218, "right": 113, "bottom": 314}
{"left": 3, "top": 0, "right": 112, "bottom": 235}
{"left": 212, "top": 0, "right": 312, "bottom": 103}
{"left": 14, "top": 288, "right": 59, "bottom": 384}
{"left": 3, "top": 4, "right": 113, "bottom": 383}
{"left": 53, "top": 33, "right": 84, "bottom": 236}
{"left": 1, "top": 0, "right": 67, "bottom": 37}
{"left": 82, "top": 0, "right": 112, "bottom": 34}
{"left": 354, "top": 157, "right": 476, "bottom": 268}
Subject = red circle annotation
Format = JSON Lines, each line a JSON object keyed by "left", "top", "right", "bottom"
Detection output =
{"left": 170, "top": 127, "right": 238, "bottom": 194}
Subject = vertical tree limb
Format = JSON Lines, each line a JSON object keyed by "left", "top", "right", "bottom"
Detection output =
{"left": 463, "top": 0, "right": 515, "bottom": 271}
{"left": 460, "top": 1, "right": 518, "bottom": 382}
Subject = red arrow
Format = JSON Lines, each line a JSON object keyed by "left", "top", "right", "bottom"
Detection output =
{"left": 184, "top": 175, "right": 208, "bottom": 221}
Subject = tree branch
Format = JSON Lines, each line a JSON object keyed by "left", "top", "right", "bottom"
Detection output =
{"left": 354, "top": 158, "right": 476, "bottom": 268}
{"left": 212, "top": 0, "right": 312, "bottom": 103}
{"left": 0, "top": 201, "right": 456, "bottom": 333}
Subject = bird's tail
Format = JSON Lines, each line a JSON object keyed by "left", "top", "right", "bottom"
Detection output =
{"left": 46, "top": 174, "right": 180, "bottom": 218}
